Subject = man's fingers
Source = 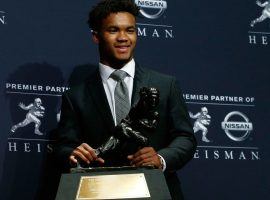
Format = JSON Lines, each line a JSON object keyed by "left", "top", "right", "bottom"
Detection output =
{"left": 129, "top": 147, "right": 161, "bottom": 168}
{"left": 76, "top": 144, "right": 98, "bottom": 162}
{"left": 76, "top": 146, "right": 92, "bottom": 161}
{"left": 81, "top": 143, "right": 98, "bottom": 160}
{"left": 142, "top": 161, "right": 156, "bottom": 167}
{"left": 96, "top": 157, "right": 105, "bottom": 164}
{"left": 133, "top": 147, "right": 149, "bottom": 157}
{"left": 69, "top": 155, "right": 78, "bottom": 164}
{"left": 131, "top": 152, "right": 153, "bottom": 164}
{"left": 131, "top": 147, "right": 157, "bottom": 164}
{"left": 132, "top": 157, "right": 152, "bottom": 167}
{"left": 70, "top": 143, "right": 105, "bottom": 166}
{"left": 72, "top": 150, "right": 90, "bottom": 164}
{"left": 81, "top": 143, "right": 97, "bottom": 158}
{"left": 133, "top": 147, "right": 155, "bottom": 157}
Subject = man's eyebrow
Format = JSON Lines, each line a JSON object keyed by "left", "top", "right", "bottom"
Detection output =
{"left": 125, "top": 26, "right": 136, "bottom": 30}
{"left": 107, "top": 25, "right": 118, "bottom": 28}
{"left": 106, "top": 25, "right": 136, "bottom": 29}
{"left": 106, "top": 26, "right": 119, "bottom": 29}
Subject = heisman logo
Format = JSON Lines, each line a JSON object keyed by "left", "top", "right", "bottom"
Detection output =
{"left": 11, "top": 98, "right": 45, "bottom": 135}
{"left": 250, "top": 0, "right": 270, "bottom": 27}
{"left": 189, "top": 107, "right": 211, "bottom": 143}
{"left": 135, "top": 0, "right": 167, "bottom": 19}
{"left": 221, "top": 111, "right": 253, "bottom": 141}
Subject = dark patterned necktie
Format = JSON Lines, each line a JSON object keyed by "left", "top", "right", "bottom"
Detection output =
{"left": 110, "top": 70, "right": 130, "bottom": 125}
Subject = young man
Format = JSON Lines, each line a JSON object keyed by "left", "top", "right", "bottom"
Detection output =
{"left": 54, "top": 0, "right": 196, "bottom": 199}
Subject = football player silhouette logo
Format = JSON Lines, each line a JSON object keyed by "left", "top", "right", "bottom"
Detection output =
{"left": 189, "top": 107, "right": 211, "bottom": 142}
{"left": 11, "top": 98, "right": 45, "bottom": 135}
{"left": 251, "top": 1, "right": 270, "bottom": 27}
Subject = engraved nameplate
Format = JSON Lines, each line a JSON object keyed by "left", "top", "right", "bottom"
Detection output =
{"left": 76, "top": 173, "right": 150, "bottom": 199}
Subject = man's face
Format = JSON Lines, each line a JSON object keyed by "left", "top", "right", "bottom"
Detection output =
{"left": 93, "top": 12, "right": 137, "bottom": 68}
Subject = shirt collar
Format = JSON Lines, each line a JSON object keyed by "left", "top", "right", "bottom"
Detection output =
{"left": 99, "top": 59, "right": 135, "bottom": 82}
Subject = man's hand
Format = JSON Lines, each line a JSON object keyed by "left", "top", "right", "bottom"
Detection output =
{"left": 127, "top": 147, "right": 162, "bottom": 169}
{"left": 69, "top": 143, "right": 104, "bottom": 165}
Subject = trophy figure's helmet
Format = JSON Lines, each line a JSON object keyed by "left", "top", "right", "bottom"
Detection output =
{"left": 148, "top": 88, "right": 159, "bottom": 108}
{"left": 201, "top": 107, "right": 208, "bottom": 114}
{"left": 34, "top": 98, "right": 42, "bottom": 106}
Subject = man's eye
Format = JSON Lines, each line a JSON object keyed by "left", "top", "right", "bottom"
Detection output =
{"left": 108, "top": 29, "right": 117, "bottom": 33}
{"left": 127, "top": 29, "right": 136, "bottom": 33}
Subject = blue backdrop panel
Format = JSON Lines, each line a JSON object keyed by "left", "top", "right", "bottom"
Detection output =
{"left": 0, "top": 0, "right": 269, "bottom": 200}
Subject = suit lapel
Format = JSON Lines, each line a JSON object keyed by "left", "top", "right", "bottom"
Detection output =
{"left": 86, "top": 69, "right": 115, "bottom": 131}
{"left": 85, "top": 63, "right": 149, "bottom": 130}
{"left": 131, "top": 63, "right": 150, "bottom": 106}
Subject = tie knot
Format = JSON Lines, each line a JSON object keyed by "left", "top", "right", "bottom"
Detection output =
{"left": 111, "top": 70, "right": 128, "bottom": 81}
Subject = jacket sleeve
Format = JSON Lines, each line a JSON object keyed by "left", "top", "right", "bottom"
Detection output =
{"left": 157, "top": 77, "right": 197, "bottom": 172}
{"left": 53, "top": 92, "right": 82, "bottom": 171}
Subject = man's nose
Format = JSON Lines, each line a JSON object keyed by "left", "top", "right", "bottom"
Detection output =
{"left": 117, "top": 31, "right": 128, "bottom": 41}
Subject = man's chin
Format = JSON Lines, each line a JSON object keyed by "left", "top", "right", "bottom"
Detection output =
{"left": 113, "top": 57, "right": 132, "bottom": 66}
{"left": 116, "top": 54, "right": 132, "bottom": 61}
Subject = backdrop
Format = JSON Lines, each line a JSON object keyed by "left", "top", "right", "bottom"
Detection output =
{"left": 0, "top": 0, "right": 269, "bottom": 199}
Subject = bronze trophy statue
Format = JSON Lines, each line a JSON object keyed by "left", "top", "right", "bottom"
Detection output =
{"left": 74, "top": 87, "right": 159, "bottom": 170}
{"left": 94, "top": 87, "right": 159, "bottom": 157}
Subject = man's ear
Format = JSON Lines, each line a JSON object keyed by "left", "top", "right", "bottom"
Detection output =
{"left": 92, "top": 31, "right": 99, "bottom": 44}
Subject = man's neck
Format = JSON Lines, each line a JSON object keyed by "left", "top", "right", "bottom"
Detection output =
{"left": 100, "top": 58, "right": 133, "bottom": 69}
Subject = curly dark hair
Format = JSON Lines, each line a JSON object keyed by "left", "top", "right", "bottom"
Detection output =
{"left": 88, "top": 0, "right": 139, "bottom": 32}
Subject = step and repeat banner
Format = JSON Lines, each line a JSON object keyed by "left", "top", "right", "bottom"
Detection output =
{"left": 0, "top": 1, "right": 269, "bottom": 200}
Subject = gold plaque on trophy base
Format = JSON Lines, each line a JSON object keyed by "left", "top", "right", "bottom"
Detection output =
{"left": 76, "top": 173, "right": 150, "bottom": 199}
